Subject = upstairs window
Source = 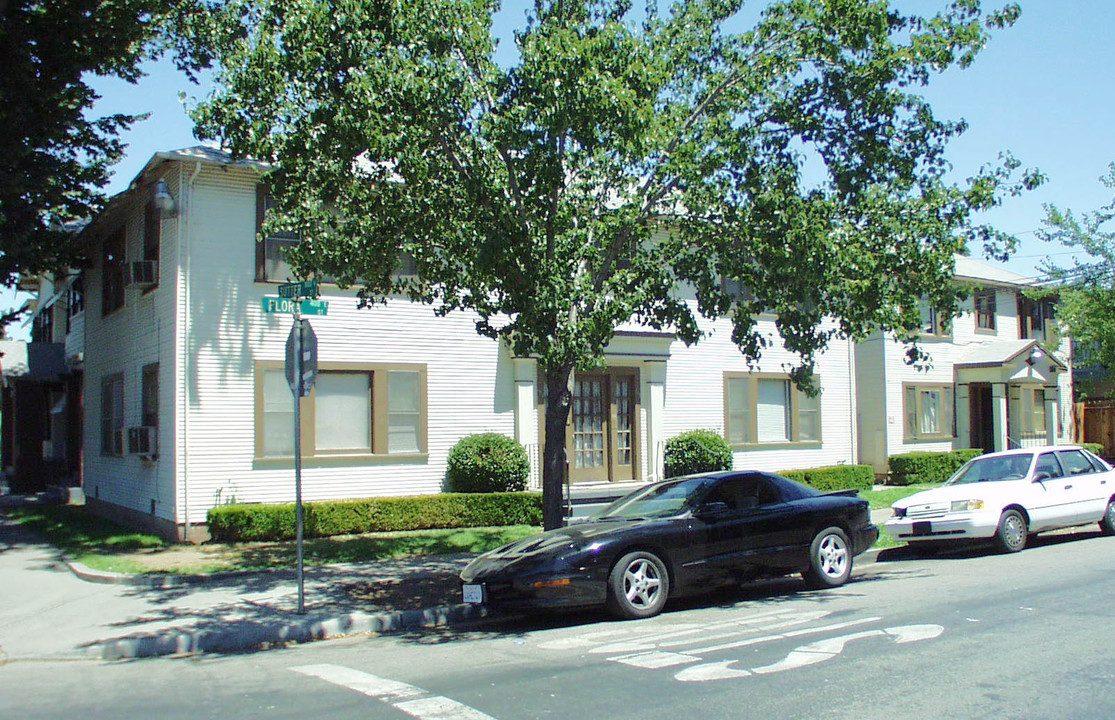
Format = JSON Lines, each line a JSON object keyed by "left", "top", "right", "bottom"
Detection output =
{"left": 101, "top": 227, "right": 126, "bottom": 316}
{"left": 919, "top": 299, "right": 950, "bottom": 337}
{"left": 974, "top": 289, "right": 996, "bottom": 332}
{"left": 66, "top": 275, "right": 85, "bottom": 333}
{"left": 1018, "top": 295, "right": 1055, "bottom": 341}
{"left": 256, "top": 186, "right": 301, "bottom": 283}
{"left": 141, "top": 200, "right": 161, "bottom": 290}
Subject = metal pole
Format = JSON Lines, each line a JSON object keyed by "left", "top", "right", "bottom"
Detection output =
{"left": 293, "top": 307, "right": 306, "bottom": 615}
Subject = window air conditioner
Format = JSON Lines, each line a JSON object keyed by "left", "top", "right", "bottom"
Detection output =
{"left": 127, "top": 426, "right": 158, "bottom": 457}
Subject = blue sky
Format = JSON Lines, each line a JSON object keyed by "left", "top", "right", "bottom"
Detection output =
{"left": 7, "top": 0, "right": 1112, "bottom": 338}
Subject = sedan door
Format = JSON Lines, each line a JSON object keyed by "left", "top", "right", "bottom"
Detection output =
{"left": 1025, "top": 451, "right": 1081, "bottom": 530}
{"left": 1056, "top": 449, "right": 1113, "bottom": 523}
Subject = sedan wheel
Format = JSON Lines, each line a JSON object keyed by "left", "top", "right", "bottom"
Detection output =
{"left": 802, "top": 527, "right": 852, "bottom": 589}
{"left": 606, "top": 551, "right": 669, "bottom": 619}
{"left": 1100, "top": 498, "right": 1115, "bottom": 536}
{"left": 993, "top": 509, "right": 1028, "bottom": 553}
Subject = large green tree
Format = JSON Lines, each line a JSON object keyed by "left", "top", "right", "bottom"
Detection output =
{"left": 1039, "top": 164, "right": 1115, "bottom": 385}
{"left": 195, "top": 0, "right": 1039, "bottom": 529}
{"left": 0, "top": 0, "right": 211, "bottom": 288}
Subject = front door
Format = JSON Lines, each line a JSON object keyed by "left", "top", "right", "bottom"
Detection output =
{"left": 969, "top": 383, "right": 994, "bottom": 453}
{"left": 568, "top": 369, "right": 639, "bottom": 483}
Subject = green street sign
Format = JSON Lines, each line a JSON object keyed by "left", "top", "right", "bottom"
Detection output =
{"left": 278, "top": 280, "right": 319, "bottom": 298}
{"left": 261, "top": 297, "right": 329, "bottom": 315}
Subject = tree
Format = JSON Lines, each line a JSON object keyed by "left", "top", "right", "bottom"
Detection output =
{"left": 1039, "top": 164, "right": 1115, "bottom": 384}
{"left": 195, "top": 0, "right": 1040, "bottom": 529}
{"left": 0, "top": 0, "right": 212, "bottom": 289}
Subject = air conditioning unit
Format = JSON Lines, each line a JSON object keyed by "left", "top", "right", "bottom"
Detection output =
{"left": 126, "top": 260, "right": 158, "bottom": 287}
{"left": 127, "top": 426, "right": 158, "bottom": 457}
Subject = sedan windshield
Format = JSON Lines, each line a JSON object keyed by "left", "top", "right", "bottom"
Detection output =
{"left": 594, "top": 476, "right": 718, "bottom": 520}
{"left": 947, "top": 454, "right": 1033, "bottom": 485}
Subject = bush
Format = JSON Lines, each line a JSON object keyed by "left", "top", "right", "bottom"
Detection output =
{"left": 664, "top": 430, "right": 734, "bottom": 477}
{"left": 445, "top": 433, "right": 530, "bottom": 493}
{"left": 779, "top": 465, "right": 875, "bottom": 493}
{"left": 207, "top": 492, "right": 543, "bottom": 542}
{"left": 888, "top": 449, "right": 983, "bottom": 486}
{"left": 1082, "top": 442, "right": 1105, "bottom": 458}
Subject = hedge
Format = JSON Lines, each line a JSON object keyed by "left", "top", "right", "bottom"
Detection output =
{"left": 208, "top": 492, "right": 543, "bottom": 542}
{"left": 1082, "top": 442, "right": 1105, "bottom": 457}
{"left": 664, "top": 430, "right": 734, "bottom": 478}
{"left": 445, "top": 433, "right": 530, "bottom": 493}
{"left": 888, "top": 448, "right": 984, "bottom": 486}
{"left": 780, "top": 464, "right": 875, "bottom": 493}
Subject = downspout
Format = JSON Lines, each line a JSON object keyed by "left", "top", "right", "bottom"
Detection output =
{"left": 848, "top": 337, "right": 858, "bottom": 468}
{"left": 179, "top": 161, "right": 202, "bottom": 541}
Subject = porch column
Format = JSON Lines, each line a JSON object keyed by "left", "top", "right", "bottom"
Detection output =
{"left": 1043, "top": 387, "right": 1058, "bottom": 446}
{"left": 956, "top": 384, "right": 971, "bottom": 449}
{"left": 992, "top": 383, "right": 1009, "bottom": 452}
{"left": 644, "top": 360, "right": 667, "bottom": 482}
{"left": 512, "top": 358, "right": 539, "bottom": 486}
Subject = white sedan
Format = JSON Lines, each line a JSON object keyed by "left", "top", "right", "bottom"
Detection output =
{"left": 884, "top": 445, "right": 1115, "bottom": 553}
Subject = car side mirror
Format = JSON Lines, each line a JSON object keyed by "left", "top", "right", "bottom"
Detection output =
{"left": 695, "top": 501, "right": 731, "bottom": 519}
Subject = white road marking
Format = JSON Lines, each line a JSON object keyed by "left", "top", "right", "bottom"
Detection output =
{"left": 589, "top": 609, "right": 832, "bottom": 655}
{"left": 291, "top": 664, "right": 499, "bottom": 720}
{"left": 675, "top": 624, "right": 945, "bottom": 682}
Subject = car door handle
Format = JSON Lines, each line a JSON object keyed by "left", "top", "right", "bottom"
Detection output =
{"left": 1064, "top": 484, "right": 1073, "bottom": 489}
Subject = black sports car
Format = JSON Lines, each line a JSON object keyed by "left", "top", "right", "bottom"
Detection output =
{"left": 460, "top": 470, "right": 879, "bottom": 619}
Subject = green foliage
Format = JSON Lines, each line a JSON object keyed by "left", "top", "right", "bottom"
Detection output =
{"left": 780, "top": 465, "right": 875, "bottom": 493}
{"left": 1038, "top": 164, "right": 1115, "bottom": 379}
{"left": 446, "top": 433, "right": 530, "bottom": 493}
{"left": 888, "top": 449, "right": 983, "bottom": 486}
{"left": 664, "top": 430, "right": 734, "bottom": 477}
{"left": 194, "top": 0, "right": 1037, "bottom": 528}
{"left": 0, "top": 0, "right": 211, "bottom": 289}
{"left": 8, "top": 504, "right": 166, "bottom": 554}
{"left": 207, "top": 492, "right": 543, "bottom": 542}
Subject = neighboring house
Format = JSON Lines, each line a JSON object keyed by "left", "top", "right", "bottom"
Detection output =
{"left": 28, "top": 146, "right": 861, "bottom": 540}
{"left": 855, "top": 256, "right": 1073, "bottom": 475}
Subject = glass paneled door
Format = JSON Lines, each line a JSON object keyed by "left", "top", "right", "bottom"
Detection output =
{"left": 568, "top": 369, "right": 639, "bottom": 483}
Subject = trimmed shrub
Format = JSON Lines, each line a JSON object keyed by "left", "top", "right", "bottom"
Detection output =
{"left": 888, "top": 449, "right": 983, "bottom": 486}
{"left": 780, "top": 465, "right": 875, "bottom": 493}
{"left": 445, "top": 433, "right": 530, "bottom": 493}
{"left": 664, "top": 430, "right": 734, "bottom": 478}
{"left": 207, "top": 492, "right": 543, "bottom": 542}
{"left": 1082, "top": 442, "right": 1105, "bottom": 458}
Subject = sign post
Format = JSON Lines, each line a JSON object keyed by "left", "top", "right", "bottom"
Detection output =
{"left": 280, "top": 281, "right": 320, "bottom": 615}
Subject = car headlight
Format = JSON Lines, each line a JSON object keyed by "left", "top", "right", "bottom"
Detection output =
{"left": 950, "top": 499, "right": 985, "bottom": 512}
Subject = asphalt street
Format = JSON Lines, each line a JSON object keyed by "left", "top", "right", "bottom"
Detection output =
{"left": 3, "top": 528, "right": 1113, "bottom": 720}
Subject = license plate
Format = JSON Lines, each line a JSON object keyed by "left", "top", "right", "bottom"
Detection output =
{"left": 462, "top": 583, "right": 485, "bottom": 604}
{"left": 912, "top": 521, "right": 933, "bottom": 536}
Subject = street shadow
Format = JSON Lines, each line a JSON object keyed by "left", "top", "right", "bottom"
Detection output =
{"left": 876, "top": 527, "right": 1110, "bottom": 563}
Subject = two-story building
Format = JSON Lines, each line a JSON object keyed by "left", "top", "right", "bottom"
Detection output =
{"left": 855, "top": 256, "right": 1072, "bottom": 474}
{"left": 39, "top": 146, "right": 865, "bottom": 540}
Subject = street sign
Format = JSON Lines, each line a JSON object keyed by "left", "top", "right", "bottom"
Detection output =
{"left": 261, "top": 297, "right": 329, "bottom": 315}
{"left": 285, "top": 319, "right": 318, "bottom": 396}
{"left": 278, "top": 280, "right": 319, "bottom": 299}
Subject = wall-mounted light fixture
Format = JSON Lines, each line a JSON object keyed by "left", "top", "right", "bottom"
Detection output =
{"left": 1026, "top": 347, "right": 1045, "bottom": 366}
{"left": 153, "top": 178, "right": 178, "bottom": 216}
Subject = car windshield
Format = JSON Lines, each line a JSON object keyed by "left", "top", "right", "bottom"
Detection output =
{"left": 947, "top": 454, "right": 1034, "bottom": 485}
{"left": 594, "top": 476, "right": 718, "bottom": 520}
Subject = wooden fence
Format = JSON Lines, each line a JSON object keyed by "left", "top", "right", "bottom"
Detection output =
{"left": 1074, "top": 402, "right": 1115, "bottom": 458}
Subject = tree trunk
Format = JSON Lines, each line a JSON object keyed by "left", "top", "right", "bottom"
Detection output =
{"left": 541, "top": 363, "right": 575, "bottom": 530}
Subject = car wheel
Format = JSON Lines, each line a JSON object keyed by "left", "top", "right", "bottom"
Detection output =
{"left": 802, "top": 527, "right": 852, "bottom": 589}
{"left": 1100, "top": 498, "right": 1115, "bottom": 536}
{"left": 606, "top": 551, "right": 670, "bottom": 619}
{"left": 993, "top": 509, "right": 1027, "bottom": 553}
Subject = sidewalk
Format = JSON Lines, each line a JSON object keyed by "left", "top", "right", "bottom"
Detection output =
{"left": 0, "top": 500, "right": 484, "bottom": 662}
{"left": 0, "top": 496, "right": 893, "bottom": 663}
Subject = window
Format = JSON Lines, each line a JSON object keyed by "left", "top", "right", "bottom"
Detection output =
{"left": 101, "top": 374, "right": 124, "bottom": 456}
{"left": 256, "top": 186, "right": 301, "bottom": 283}
{"left": 1058, "top": 449, "right": 1095, "bottom": 476}
{"left": 141, "top": 200, "right": 160, "bottom": 290}
{"left": 703, "top": 474, "right": 783, "bottom": 511}
{"left": 919, "top": 299, "right": 950, "bottom": 337}
{"left": 724, "top": 374, "right": 821, "bottom": 447}
{"left": 255, "top": 363, "right": 426, "bottom": 459}
{"left": 974, "top": 289, "right": 996, "bottom": 332}
{"left": 1018, "top": 295, "right": 1055, "bottom": 341}
{"left": 101, "top": 227, "right": 126, "bottom": 316}
{"left": 66, "top": 275, "right": 84, "bottom": 333}
{"left": 1010, "top": 386, "right": 1047, "bottom": 436}
{"left": 903, "top": 384, "right": 955, "bottom": 441}
{"left": 32, "top": 305, "right": 53, "bottom": 343}
{"left": 141, "top": 363, "right": 159, "bottom": 429}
